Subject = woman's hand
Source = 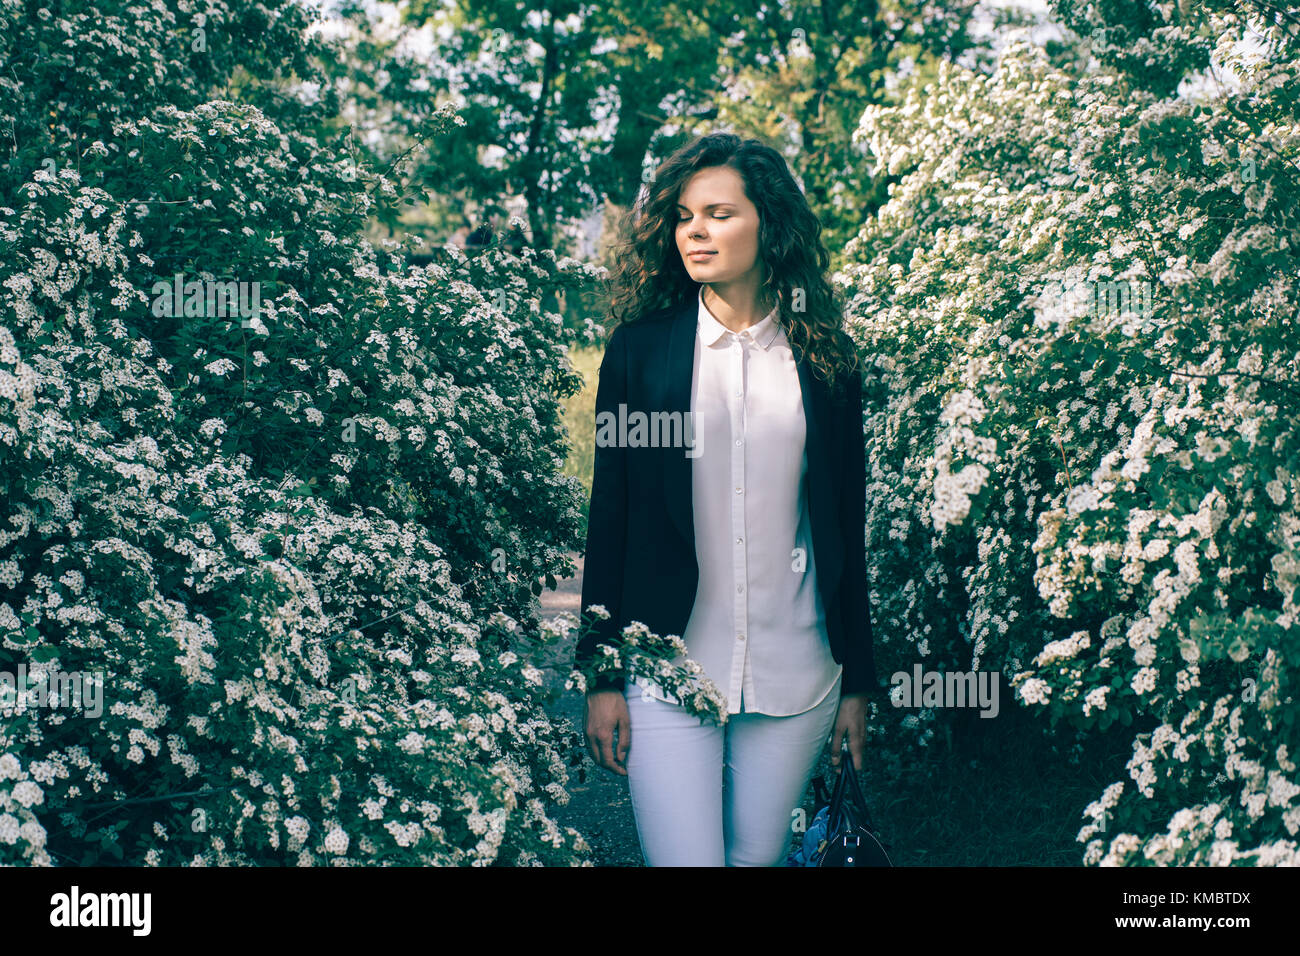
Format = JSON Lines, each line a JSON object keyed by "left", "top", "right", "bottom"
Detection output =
{"left": 584, "top": 689, "right": 631, "bottom": 776}
{"left": 830, "top": 692, "right": 868, "bottom": 771}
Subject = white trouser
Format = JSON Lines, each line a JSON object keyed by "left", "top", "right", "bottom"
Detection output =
{"left": 622, "top": 673, "right": 842, "bottom": 866}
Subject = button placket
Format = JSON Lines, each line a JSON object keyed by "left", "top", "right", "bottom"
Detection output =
{"left": 730, "top": 332, "right": 749, "bottom": 712}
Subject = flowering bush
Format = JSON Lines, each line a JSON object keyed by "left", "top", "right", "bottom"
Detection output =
{"left": 0, "top": 0, "right": 604, "bottom": 865}
{"left": 563, "top": 605, "right": 730, "bottom": 726}
{"left": 837, "top": 2, "right": 1299, "bottom": 864}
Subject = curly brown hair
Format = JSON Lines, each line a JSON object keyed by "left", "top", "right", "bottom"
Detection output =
{"left": 603, "top": 131, "right": 859, "bottom": 393}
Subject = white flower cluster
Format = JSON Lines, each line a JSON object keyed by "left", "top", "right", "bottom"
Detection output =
{"left": 1082, "top": 686, "right": 1109, "bottom": 717}
{"left": 929, "top": 389, "right": 997, "bottom": 534}
{"left": 1035, "top": 630, "right": 1091, "bottom": 666}
{"left": 322, "top": 825, "right": 349, "bottom": 855}
{"left": 1017, "top": 678, "right": 1051, "bottom": 705}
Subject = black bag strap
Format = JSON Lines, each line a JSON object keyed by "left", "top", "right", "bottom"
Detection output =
{"left": 825, "top": 751, "right": 853, "bottom": 833}
{"left": 842, "top": 757, "right": 878, "bottom": 832}
{"left": 811, "top": 775, "right": 831, "bottom": 812}
{"left": 826, "top": 745, "right": 878, "bottom": 836}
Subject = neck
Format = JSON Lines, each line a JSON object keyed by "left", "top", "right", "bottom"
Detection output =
{"left": 701, "top": 283, "right": 775, "bottom": 334}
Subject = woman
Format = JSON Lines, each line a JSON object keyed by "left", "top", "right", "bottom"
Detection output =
{"left": 575, "top": 132, "right": 880, "bottom": 866}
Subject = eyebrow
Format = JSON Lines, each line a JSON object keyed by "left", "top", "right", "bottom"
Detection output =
{"left": 676, "top": 202, "right": 737, "bottom": 210}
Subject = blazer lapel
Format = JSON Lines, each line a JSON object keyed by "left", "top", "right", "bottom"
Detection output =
{"left": 661, "top": 293, "right": 837, "bottom": 593}
{"left": 663, "top": 298, "right": 696, "bottom": 549}
{"left": 797, "top": 340, "right": 842, "bottom": 596}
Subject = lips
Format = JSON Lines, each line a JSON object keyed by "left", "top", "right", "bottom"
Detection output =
{"left": 687, "top": 250, "right": 716, "bottom": 258}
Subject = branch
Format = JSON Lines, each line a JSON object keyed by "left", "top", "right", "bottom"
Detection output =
{"left": 1165, "top": 364, "right": 1300, "bottom": 400}
{"left": 1054, "top": 431, "right": 1075, "bottom": 496}
{"left": 74, "top": 783, "right": 243, "bottom": 812}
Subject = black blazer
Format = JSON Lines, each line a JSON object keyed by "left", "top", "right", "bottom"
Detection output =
{"left": 574, "top": 295, "right": 879, "bottom": 698}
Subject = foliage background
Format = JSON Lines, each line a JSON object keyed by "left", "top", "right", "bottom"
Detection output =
{"left": 1, "top": 0, "right": 1296, "bottom": 866}
{"left": 0, "top": 0, "right": 601, "bottom": 865}
{"left": 837, "top": 1, "right": 1299, "bottom": 865}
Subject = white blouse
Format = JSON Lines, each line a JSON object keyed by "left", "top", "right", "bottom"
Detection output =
{"left": 632, "top": 289, "right": 843, "bottom": 716}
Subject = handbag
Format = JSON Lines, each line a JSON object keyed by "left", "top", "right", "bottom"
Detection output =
{"left": 789, "top": 746, "right": 893, "bottom": 867}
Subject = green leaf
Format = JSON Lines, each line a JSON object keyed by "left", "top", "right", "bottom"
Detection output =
{"left": 30, "top": 645, "right": 60, "bottom": 663}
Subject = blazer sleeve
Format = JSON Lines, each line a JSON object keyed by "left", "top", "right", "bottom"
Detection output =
{"left": 573, "top": 323, "right": 630, "bottom": 693}
{"left": 839, "top": 364, "right": 880, "bottom": 696}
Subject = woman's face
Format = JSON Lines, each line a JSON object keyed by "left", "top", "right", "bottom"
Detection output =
{"left": 674, "top": 165, "right": 763, "bottom": 286}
